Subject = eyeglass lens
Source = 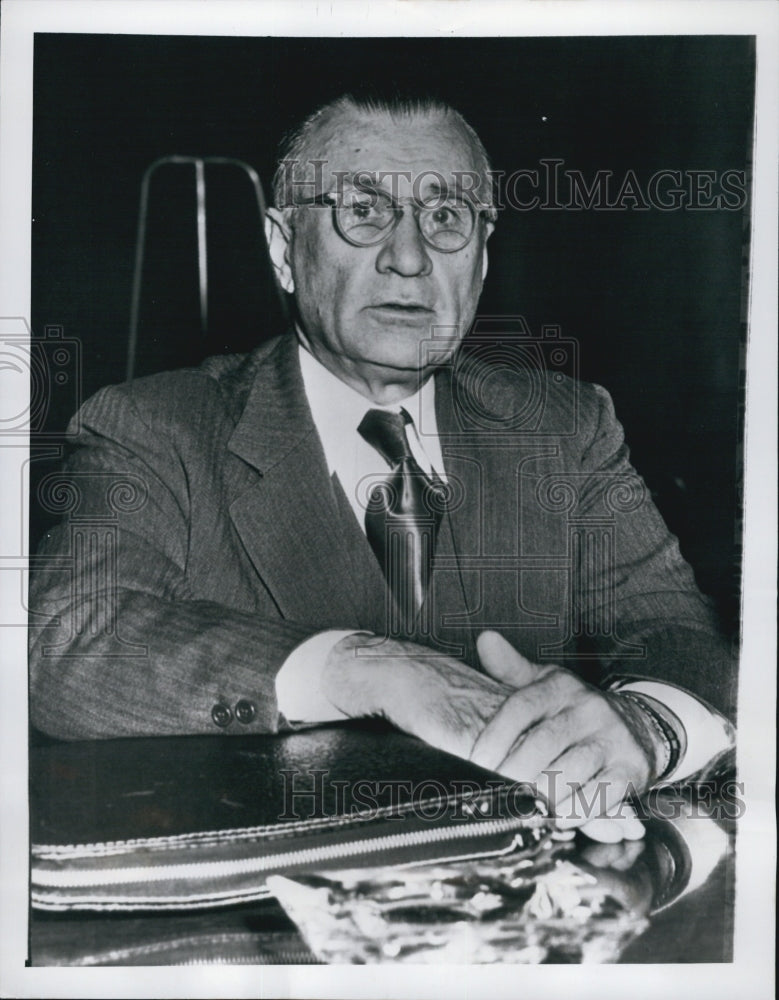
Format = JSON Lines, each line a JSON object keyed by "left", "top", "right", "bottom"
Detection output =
{"left": 335, "top": 189, "right": 475, "bottom": 251}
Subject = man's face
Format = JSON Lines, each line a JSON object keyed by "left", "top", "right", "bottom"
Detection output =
{"left": 266, "top": 110, "right": 494, "bottom": 398}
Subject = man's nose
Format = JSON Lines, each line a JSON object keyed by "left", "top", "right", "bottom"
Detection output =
{"left": 375, "top": 209, "right": 433, "bottom": 277}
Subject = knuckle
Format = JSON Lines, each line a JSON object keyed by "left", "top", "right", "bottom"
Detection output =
{"left": 547, "top": 709, "right": 576, "bottom": 743}
{"left": 579, "top": 686, "right": 615, "bottom": 722}
{"left": 540, "top": 667, "right": 581, "bottom": 702}
{"left": 541, "top": 676, "right": 564, "bottom": 703}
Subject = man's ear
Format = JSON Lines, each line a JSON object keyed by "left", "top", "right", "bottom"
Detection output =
{"left": 264, "top": 207, "right": 296, "bottom": 295}
{"left": 481, "top": 221, "right": 495, "bottom": 281}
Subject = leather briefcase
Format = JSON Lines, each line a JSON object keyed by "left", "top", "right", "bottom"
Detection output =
{"left": 30, "top": 722, "right": 551, "bottom": 912}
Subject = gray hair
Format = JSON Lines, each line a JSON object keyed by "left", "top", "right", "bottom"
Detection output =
{"left": 271, "top": 92, "right": 497, "bottom": 218}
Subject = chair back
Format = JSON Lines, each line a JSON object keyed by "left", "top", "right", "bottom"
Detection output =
{"left": 126, "top": 156, "right": 287, "bottom": 380}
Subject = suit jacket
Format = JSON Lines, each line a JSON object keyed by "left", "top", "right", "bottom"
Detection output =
{"left": 29, "top": 332, "right": 735, "bottom": 739}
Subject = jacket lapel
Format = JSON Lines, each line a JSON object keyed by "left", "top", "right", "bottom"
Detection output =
{"left": 224, "top": 338, "right": 504, "bottom": 649}
{"left": 422, "top": 367, "right": 484, "bottom": 668}
{"left": 226, "top": 336, "right": 364, "bottom": 629}
{"left": 330, "top": 472, "right": 395, "bottom": 632}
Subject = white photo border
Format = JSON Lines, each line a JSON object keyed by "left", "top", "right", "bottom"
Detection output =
{"left": 1, "top": 2, "right": 775, "bottom": 998}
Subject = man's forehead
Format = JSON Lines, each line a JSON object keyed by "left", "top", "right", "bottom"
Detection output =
{"left": 298, "top": 108, "right": 481, "bottom": 192}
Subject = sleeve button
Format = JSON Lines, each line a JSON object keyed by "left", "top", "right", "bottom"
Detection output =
{"left": 235, "top": 699, "right": 257, "bottom": 724}
{"left": 211, "top": 703, "right": 233, "bottom": 728}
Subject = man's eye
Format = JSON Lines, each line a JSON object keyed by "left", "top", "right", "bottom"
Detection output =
{"left": 350, "top": 200, "right": 375, "bottom": 220}
{"left": 429, "top": 203, "right": 467, "bottom": 225}
{"left": 341, "top": 195, "right": 392, "bottom": 230}
{"left": 422, "top": 202, "right": 471, "bottom": 236}
{"left": 431, "top": 207, "right": 454, "bottom": 224}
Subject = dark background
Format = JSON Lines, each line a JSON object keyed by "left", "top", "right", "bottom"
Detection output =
{"left": 31, "top": 34, "right": 754, "bottom": 636}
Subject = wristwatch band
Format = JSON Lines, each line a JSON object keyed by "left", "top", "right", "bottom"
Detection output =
{"left": 607, "top": 676, "right": 735, "bottom": 782}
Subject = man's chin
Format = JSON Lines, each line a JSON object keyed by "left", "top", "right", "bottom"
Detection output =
{"left": 358, "top": 323, "right": 463, "bottom": 372}
{"left": 358, "top": 347, "right": 459, "bottom": 377}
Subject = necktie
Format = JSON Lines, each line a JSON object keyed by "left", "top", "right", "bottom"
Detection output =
{"left": 358, "top": 408, "right": 445, "bottom": 632}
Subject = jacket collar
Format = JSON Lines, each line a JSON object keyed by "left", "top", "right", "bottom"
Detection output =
{"left": 226, "top": 332, "right": 386, "bottom": 629}
{"left": 223, "top": 332, "right": 493, "bottom": 640}
{"left": 226, "top": 332, "right": 316, "bottom": 474}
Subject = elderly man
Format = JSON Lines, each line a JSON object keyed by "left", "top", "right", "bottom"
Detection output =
{"left": 29, "top": 93, "right": 734, "bottom": 840}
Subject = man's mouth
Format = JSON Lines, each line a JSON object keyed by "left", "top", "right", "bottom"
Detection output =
{"left": 367, "top": 302, "right": 434, "bottom": 316}
{"left": 370, "top": 299, "right": 433, "bottom": 312}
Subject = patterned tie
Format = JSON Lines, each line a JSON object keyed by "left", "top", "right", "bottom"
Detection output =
{"left": 358, "top": 408, "right": 445, "bottom": 632}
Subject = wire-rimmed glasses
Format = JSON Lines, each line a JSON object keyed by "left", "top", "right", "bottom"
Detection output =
{"left": 285, "top": 184, "right": 491, "bottom": 253}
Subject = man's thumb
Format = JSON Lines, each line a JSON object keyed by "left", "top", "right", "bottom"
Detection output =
{"left": 476, "top": 630, "right": 542, "bottom": 687}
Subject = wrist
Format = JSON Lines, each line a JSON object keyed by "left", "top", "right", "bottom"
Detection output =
{"left": 616, "top": 691, "right": 685, "bottom": 784}
{"left": 606, "top": 677, "right": 733, "bottom": 782}
{"left": 322, "top": 633, "right": 413, "bottom": 719}
{"left": 604, "top": 691, "right": 660, "bottom": 787}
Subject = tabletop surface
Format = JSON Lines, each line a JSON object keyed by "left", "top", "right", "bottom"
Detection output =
{"left": 28, "top": 726, "right": 736, "bottom": 966}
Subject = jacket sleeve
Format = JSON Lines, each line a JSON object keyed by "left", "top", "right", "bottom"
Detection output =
{"left": 29, "top": 384, "right": 314, "bottom": 740}
{"left": 575, "top": 382, "right": 738, "bottom": 721}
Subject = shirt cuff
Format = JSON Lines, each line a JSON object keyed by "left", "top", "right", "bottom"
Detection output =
{"left": 608, "top": 677, "right": 735, "bottom": 782}
{"left": 275, "top": 629, "right": 364, "bottom": 725}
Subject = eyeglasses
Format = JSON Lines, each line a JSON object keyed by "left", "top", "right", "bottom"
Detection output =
{"left": 285, "top": 186, "right": 492, "bottom": 253}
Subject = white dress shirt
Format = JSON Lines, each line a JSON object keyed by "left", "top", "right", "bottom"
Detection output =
{"left": 296, "top": 339, "right": 445, "bottom": 525}
{"left": 275, "top": 342, "right": 443, "bottom": 724}
{"left": 274, "top": 342, "right": 733, "bottom": 783}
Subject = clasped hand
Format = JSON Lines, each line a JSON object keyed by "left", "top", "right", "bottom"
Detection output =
{"left": 326, "top": 631, "right": 660, "bottom": 842}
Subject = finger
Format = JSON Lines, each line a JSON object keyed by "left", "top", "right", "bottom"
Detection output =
{"left": 548, "top": 760, "right": 632, "bottom": 839}
{"left": 531, "top": 741, "right": 605, "bottom": 816}
{"left": 579, "top": 841, "right": 626, "bottom": 869}
{"left": 584, "top": 806, "right": 645, "bottom": 843}
{"left": 578, "top": 813, "right": 646, "bottom": 843}
{"left": 469, "top": 671, "right": 579, "bottom": 771}
{"left": 469, "top": 692, "right": 531, "bottom": 770}
{"left": 554, "top": 757, "right": 640, "bottom": 825}
{"left": 576, "top": 816, "right": 630, "bottom": 843}
{"left": 580, "top": 837, "right": 645, "bottom": 871}
{"left": 476, "top": 631, "right": 550, "bottom": 688}
{"left": 603, "top": 837, "right": 646, "bottom": 870}
{"left": 487, "top": 717, "right": 600, "bottom": 806}
{"left": 609, "top": 809, "right": 646, "bottom": 842}
{"left": 557, "top": 792, "right": 645, "bottom": 840}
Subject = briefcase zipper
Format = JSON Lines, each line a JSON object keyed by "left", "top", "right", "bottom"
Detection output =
{"left": 174, "top": 949, "right": 319, "bottom": 965}
{"left": 33, "top": 812, "right": 547, "bottom": 891}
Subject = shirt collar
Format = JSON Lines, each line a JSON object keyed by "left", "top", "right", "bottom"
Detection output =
{"left": 297, "top": 340, "right": 440, "bottom": 475}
